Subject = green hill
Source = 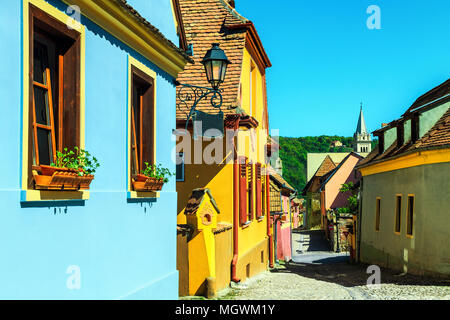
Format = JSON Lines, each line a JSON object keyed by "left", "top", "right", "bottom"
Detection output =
{"left": 277, "top": 136, "right": 358, "bottom": 193}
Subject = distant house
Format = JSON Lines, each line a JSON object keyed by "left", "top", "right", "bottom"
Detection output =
{"left": 291, "top": 198, "right": 303, "bottom": 229}
{"left": 319, "top": 152, "right": 363, "bottom": 212}
{"left": 268, "top": 167, "right": 296, "bottom": 262}
{"left": 356, "top": 79, "right": 450, "bottom": 277}
{"left": 318, "top": 152, "right": 363, "bottom": 241}
{"left": 306, "top": 153, "right": 348, "bottom": 182}
{"left": 303, "top": 153, "right": 363, "bottom": 232}
{"left": 302, "top": 155, "right": 337, "bottom": 228}
{"left": 330, "top": 140, "right": 343, "bottom": 148}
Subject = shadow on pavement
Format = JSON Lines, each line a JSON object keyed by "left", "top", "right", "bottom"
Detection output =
{"left": 272, "top": 261, "right": 449, "bottom": 288}
{"left": 278, "top": 228, "right": 449, "bottom": 288}
{"left": 296, "top": 229, "right": 332, "bottom": 252}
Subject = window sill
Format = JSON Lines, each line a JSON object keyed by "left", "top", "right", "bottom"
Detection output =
{"left": 127, "top": 191, "right": 160, "bottom": 200}
{"left": 21, "top": 189, "right": 89, "bottom": 202}
{"left": 241, "top": 221, "right": 252, "bottom": 229}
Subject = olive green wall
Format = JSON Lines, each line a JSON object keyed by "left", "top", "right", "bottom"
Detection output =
{"left": 384, "top": 127, "right": 397, "bottom": 150}
{"left": 403, "top": 119, "right": 411, "bottom": 142}
{"left": 360, "top": 162, "right": 450, "bottom": 277}
{"left": 419, "top": 101, "right": 450, "bottom": 138}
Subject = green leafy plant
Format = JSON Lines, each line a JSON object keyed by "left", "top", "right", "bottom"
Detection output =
{"left": 141, "top": 162, "right": 174, "bottom": 183}
{"left": 337, "top": 182, "right": 358, "bottom": 213}
{"left": 51, "top": 147, "right": 100, "bottom": 176}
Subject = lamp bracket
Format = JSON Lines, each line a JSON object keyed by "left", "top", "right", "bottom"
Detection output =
{"left": 176, "top": 83, "right": 223, "bottom": 131}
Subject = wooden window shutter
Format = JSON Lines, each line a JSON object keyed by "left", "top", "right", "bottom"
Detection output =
{"left": 28, "top": 5, "right": 81, "bottom": 188}
{"left": 239, "top": 157, "right": 247, "bottom": 225}
{"left": 130, "top": 66, "right": 155, "bottom": 178}
{"left": 62, "top": 39, "right": 81, "bottom": 151}
{"left": 255, "top": 163, "right": 262, "bottom": 218}
{"left": 247, "top": 162, "right": 254, "bottom": 220}
{"left": 141, "top": 78, "right": 155, "bottom": 166}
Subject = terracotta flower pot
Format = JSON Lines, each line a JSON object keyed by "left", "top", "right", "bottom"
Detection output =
{"left": 39, "top": 164, "right": 75, "bottom": 176}
{"left": 132, "top": 175, "right": 165, "bottom": 191}
{"left": 33, "top": 165, "right": 94, "bottom": 191}
{"left": 134, "top": 174, "right": 150, "bottom": 182}
{"left": 78, "top": 174, "right": 95, "bottom": 190}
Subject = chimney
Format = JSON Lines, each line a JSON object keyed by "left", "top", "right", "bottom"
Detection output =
{"left": 381, "top": 123, "right": 388, "bottom": 127}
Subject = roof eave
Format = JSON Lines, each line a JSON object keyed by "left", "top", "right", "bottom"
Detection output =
{"left": 64, "top": 0, "right": 192, "bottom": 78}
{"left": 226, "top": 22, "right": 271, "bottom": 70}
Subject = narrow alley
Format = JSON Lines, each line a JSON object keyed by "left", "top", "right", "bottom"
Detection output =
{"left": 215, "top": 230, "right": 450, "bottom": 300}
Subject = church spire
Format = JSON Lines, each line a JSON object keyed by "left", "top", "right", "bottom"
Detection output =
{"left": 356, "top": 102, "right": 368, "bottom": 134}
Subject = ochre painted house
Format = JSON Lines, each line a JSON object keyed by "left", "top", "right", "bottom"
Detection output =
{"left": 174, "top": 0, "right": 273, "bottom": 296}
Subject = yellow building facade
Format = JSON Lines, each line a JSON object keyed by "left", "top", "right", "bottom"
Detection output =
{"left": 174, "top": 0, "right": 273, "bottom": 297}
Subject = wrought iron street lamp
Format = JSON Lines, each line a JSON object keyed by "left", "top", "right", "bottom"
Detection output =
{"left": 202, "top": 43, "right": 231, "bottom": 90}
{"left": 176, "top": 43, "right": 231, "bottom": 131}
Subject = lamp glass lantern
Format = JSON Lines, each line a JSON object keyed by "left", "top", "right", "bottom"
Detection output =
{"left": 201, "top": 43, "right": 231, "bottom": 91}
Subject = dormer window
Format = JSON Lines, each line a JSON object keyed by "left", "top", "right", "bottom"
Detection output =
{"left": 378, "top": 134, "right": 385, "bottom": 154}
{"left": 397, "top": 121, "right": 404, "bottom": 148}
{"left": 411, "top": 113, "right": 420, "bottom": 142}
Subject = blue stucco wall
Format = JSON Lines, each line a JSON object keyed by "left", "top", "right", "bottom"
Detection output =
{"left": 0, "top": 0, "right": 179, "bottom": 299}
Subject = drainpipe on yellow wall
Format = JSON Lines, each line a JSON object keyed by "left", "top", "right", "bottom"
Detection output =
{"left": 230, "top": 116, "right": 241, "bottom": 283}
{"left": 273, "top": 214, "right": 282, "bottom": 264}
{"left": 231, "top": 159, "right": 240, "bottom": 283}
{"left": 266, "top": 174, "right": 274, "bottom": 268}
{"left": 289, "top": 191, "right": 297, "bottom": 261}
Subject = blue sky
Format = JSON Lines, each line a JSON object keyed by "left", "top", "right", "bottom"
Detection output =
{"left": 235, "top": 0, "right": 450, "bottom": 137}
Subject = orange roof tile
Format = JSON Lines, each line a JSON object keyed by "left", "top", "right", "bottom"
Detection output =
{"left": 115, "top": 0, "right": 192, "bottom": 63}
{"left": 358, "top": 79, "right": 450, "bottom": 169}
{"left": 413, "top": 107, "right": 450, "bottom": 149}
{"left": 267, "top": 166, "right": 296, "bottom": 192}
{"left": 403, "top": 79, "right": 450, "bottom": 116}
{"left": 176, "top": 0, "right": 266, "bottom": 121}
{"left": 176, "top": 0, "right": 248, "bottom": 120}
{"left": 316, "top": 155, "right": 337, "bottom": 177}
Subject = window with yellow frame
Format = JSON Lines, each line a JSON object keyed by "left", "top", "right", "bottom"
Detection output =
{"left": 21, "top": 0, "right": 86, "bottom": 201}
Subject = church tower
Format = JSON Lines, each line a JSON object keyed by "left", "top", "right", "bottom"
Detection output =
{"left": 353, "top": 103, "right": 372, "bottom": 153}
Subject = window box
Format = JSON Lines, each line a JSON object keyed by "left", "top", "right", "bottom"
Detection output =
{"left": 132, "top": 174, "right": 164, "bottom": 192}
{"left": 32, "top": 165, "right": 94, "bottom": 191}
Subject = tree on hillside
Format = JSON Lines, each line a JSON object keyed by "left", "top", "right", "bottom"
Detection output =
{"left": 278, "top": 136, "right": 357, "bottom": 192}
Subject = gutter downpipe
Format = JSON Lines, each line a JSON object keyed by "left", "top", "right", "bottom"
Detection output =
{"left": 231, "top": 119, "right": 240, "bottom": 283}
{"left": 357, "top": 177, "right": 363, "bottom": 263}
{"left": 274, "top": 191, "right": 284, "bottom": 264}
{"left": 266, "top": 174, "right": 274, "bottom": 268}
{"left": 273, "top": 214, "right": 282, "bottom": 264}
{"left": 289, "top": 191, "right": 297, "bottom": 261}
{"left": 289, "top": 199, "right": 292, "bottom": 261}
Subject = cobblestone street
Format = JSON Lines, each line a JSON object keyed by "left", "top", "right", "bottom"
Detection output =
{"left": 217, "top": 230, "right": 450, "bottom": 300}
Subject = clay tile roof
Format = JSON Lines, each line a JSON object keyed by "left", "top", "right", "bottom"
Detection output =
{"left": 358, "top": 102, "right": 450, "bottom": 169}
{"left": 184, "top": 188, "right": 220, "bottom": 215}
{"left": 412, "top": 107, "right": 450, "bottom": 149}
{"left": 268, "top": 166, "right": 296, "bottom": 192}
{"left": 403, "top": 79, "right": 450, "bottom": 116}
{"left": 113, "top": 0, "right": 192, "bottom": 63}
{"left": 316, "top": 155, "right": 337, "bottom": 177}
{"left": 184, "top": 188, "right": 206, "bottom": 215}
{"left": 176, "top": 0, "right": 249, "bottom": 120}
